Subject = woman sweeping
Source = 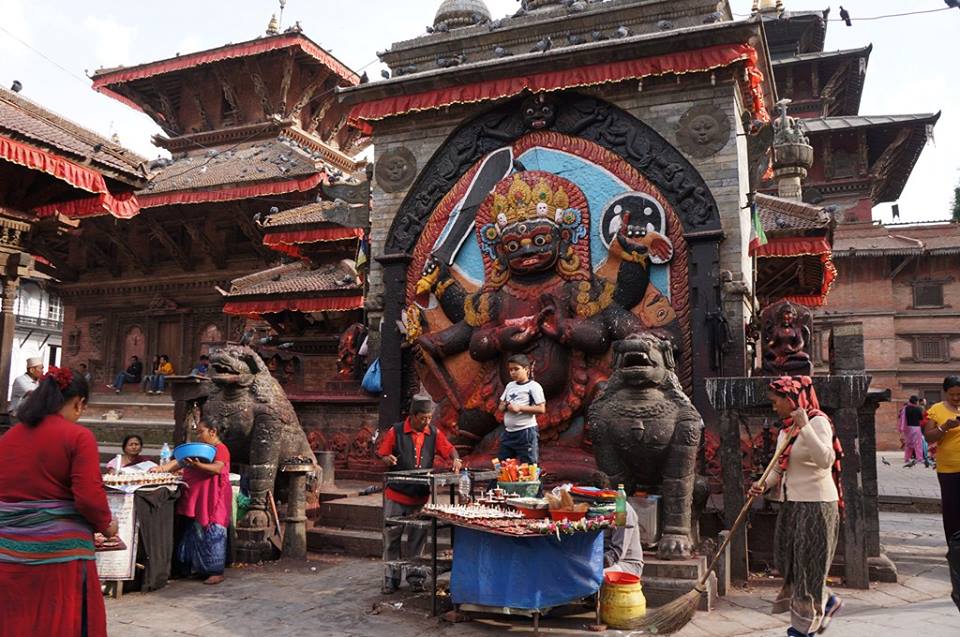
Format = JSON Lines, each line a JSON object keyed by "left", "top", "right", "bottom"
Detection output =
{"left": 0, "top": 368, "right": 118, "bottom": 637}
{"left": 750, "top": 376, "right": 844, "bottom": 636}
{"left": 152, "top": 419, "right": 231, "bottom": 584}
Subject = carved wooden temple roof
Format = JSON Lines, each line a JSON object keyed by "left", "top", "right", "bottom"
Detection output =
{"left": 0, "top": 88, "right": 146, "bottom": 184}
{"left": 752, "top": 193, "right": 835, "bottom": 307}
{"left": 221, "top": 260, "right": 364, "bottom": 317}
{"left": 772, "top": 45, "right": 872, "bottom": 117}
{"left": 0, "top": 86, "right": 147, "bottom": 229}
{"left": 797, "top": 113, "right": 940, "bottom": 206}
{"left": 138, "top": 139, "right": 322, "bottom": 203}
{"left": 759, "top": 8, "right": 829, "bottom": 59}
{"left": 259, "top": 199, "right": 368, "bottom": 231}
{"left": 91, "top": 31, "right": 367, "bottom": 161}
{"left": 754, "top": 193, "right": 832, "bottom": 237}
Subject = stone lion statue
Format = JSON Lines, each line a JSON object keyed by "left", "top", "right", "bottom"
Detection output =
{"left": 203, "top": 344, "right": 316, "bottom": 532}
{"left": 588, "top": 333, "right": 704, "bottom": 559}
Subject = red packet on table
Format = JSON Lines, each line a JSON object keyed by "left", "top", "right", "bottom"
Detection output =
{"left": 94, "top": 533, "right": 127, "bottom": 552}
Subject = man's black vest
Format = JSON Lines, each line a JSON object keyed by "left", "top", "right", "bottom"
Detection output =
{"left": 387, "top": 420, "right": 437, "bottom": 499}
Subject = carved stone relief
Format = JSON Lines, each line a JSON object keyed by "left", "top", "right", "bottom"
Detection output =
{"left": 675, "top": 104, "right": 731, "bottom": 158}
{"left": 375, "top": 146, "right": 417, "bottom": 193}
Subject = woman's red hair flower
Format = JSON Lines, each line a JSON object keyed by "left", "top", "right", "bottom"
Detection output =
{"left": 42, "top": 366, "right": 73, "bottom": 391}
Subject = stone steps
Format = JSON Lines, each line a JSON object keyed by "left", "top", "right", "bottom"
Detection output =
{"left": 307, "top": 525, "right": 384, "bottom": 558}
{"left": 81, "top": 418, "right": 175, "bottom": 446}
{"left": 319, "top": 494, "right": 383, "bottom": 532}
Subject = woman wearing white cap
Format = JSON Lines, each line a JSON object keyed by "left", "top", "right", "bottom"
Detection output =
{"left": 8, "top": 356, "right": 43, "bottom": 416}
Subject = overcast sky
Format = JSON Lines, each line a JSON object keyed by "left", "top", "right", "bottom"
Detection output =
{"left": 1, "top": 0, "right": 956, "bottom": 223}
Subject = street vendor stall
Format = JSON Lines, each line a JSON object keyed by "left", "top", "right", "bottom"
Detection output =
{"left": 100, "top": 470, "right": 181, "bottom": 596}
{"left": 424, "top": 503, "right": 608, "bottom": 628}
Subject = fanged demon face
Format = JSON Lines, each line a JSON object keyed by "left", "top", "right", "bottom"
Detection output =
{"left": 497, "top": 219, "right": 561, "bottom": 274}
{"left": 522, "top": 94, "right": 556, "bottom": 130}
{"left": 612, "top": 334, "right": 675, "bottom": 387}
{"left": 207, "top": 345, "right": 262, "bottom": 387}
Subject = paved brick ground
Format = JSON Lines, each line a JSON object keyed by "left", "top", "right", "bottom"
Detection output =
{"left": 107, "top": 511, "right": 959, "bottom": 637}
{"left": 876, "top": 451, "right": 941, "bottom": 502}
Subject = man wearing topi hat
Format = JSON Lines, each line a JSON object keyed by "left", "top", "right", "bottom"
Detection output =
{"left": 8, "top": 356, "right": 44, "bottom": 416}
{"left": 376, "top": 394, "right": 462, "bottom": 593}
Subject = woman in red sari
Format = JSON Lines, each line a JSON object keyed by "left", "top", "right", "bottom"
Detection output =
{"left": 152, "top": 419, "right": 231, "bottom": 584}
{"left": 0, "top": 367, "right": 117, "bottom": 637}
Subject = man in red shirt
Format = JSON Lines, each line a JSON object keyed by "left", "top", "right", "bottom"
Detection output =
{"left": 377, "top": 395, "right": 461, "bottom": 593}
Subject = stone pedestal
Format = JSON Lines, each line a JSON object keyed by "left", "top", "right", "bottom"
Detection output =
{"left": 234, "top": 528, "right": 275, "bottom": 564}
{"left": 641, "top": 553, "right": 716, "bottom": 611}
{"left": 280, "top": 463, "right": 316, "bottom": 559}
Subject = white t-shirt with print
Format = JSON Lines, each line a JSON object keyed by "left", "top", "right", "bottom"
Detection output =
{"left": 500, "top": 380, "right": 546, "bottom": 432}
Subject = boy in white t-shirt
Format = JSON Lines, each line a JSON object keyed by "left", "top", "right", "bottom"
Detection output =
{"left": 497, "top": 354, "right": 545, "bottom": 464}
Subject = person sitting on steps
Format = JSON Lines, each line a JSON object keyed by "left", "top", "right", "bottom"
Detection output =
{"left": 147, "top": 355, "right": 174, "bottom": 395}
{"left": 106, "top": 355, "right": 143, "bottom": 394}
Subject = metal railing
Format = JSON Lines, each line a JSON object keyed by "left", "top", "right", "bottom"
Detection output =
{"left": 14, "top": 315, "right": 63, "bottom": 330}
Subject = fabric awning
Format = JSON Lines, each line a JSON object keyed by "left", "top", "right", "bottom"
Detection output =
{"left": 1, "top": 133, "right": 142, "bottom": 219}
{"left": 34, "top": 191, "right": 141, "bottom": 220}
{"left": 350, "top": 43, "right": 769, "bottom": 123}
{"left": 1, "top": 133, "right": 108, "bottom": 194}
{"left": 753, "top": 236, "right": 837, "bottom": 307}
{"left": 137, "top": 172, "right": 325, "bottom": 208}
{"left": 263, "top": 226, "right": 363, "bottom": 258}
{"left": 222, "top": 295, "right": 364, "bottom": 317}
{"left": 263, "top": 227, "right": 363, "bottom": 245}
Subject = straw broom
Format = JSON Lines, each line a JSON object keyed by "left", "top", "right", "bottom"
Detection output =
{"left": 622, "top": 424, "right": 797, "bottom": 634}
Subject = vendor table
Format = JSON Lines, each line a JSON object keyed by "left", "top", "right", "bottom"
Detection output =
{"left": 450, "top": 526, "right": 604, "bottom": 612}
{"left": 381, "top": 468, "right": 499, "bottom": 615}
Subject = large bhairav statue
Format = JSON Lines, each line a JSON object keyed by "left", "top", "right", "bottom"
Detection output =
{"left": 415, "top": 170, "right": 675, "bottom": 454}
{"left": 203, "top": 344, "right": 317, "bottom": 532}
{"left": 588, "top": 333, "right": 704, "bottom": 559}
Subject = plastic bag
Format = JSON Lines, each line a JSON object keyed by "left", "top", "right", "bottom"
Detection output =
{"left": 361, "top": 358, "right": 382, "bottom": 394}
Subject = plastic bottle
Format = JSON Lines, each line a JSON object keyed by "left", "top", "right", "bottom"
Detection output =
{"left": 113, "top": 453, "right": 123, "bottom": 473}
{"left": 615, "top": 483, "right": 627, "bottom": 527}
{"left": 159, "top": 442, "right": 171, "bottom": 465}
{"left": 458, "top": 469, "right": 472, "bottom": 503}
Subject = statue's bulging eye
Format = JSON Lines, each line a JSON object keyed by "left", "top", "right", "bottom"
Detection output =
{"left": 525, "top": 108, "right": 535, "bottom": 116}
{"left": 534, "top": 235, "right": 547, "bottom": 246}
{"left": 506, "top": 241, "right": 520, "bottom": 252}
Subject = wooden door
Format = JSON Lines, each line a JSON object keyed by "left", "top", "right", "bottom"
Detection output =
{"left": 157, "top": 319, "right": 182, "bottom": 374}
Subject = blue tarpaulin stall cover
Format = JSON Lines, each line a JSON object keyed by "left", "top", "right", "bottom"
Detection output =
{"left": 451, "top": 528, "right": 604, "bottom": 609}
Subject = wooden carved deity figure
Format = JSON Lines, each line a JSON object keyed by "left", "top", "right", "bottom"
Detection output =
{"left": 760, "top": 299, "right": 812, "bottom": 376}
{"left": 413, "top": 169, "right": 674, "bottom": 461}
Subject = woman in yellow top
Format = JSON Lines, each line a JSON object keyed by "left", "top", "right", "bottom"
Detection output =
{"left": 923, "top": 375, "right": 960, "bottom": 613}
{"left": 148, "top": 354, "right": 175, "bottom": 394}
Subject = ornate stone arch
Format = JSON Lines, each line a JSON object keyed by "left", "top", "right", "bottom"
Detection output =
{"left": 379, "top": 92, "right": 724, "bottom": 426}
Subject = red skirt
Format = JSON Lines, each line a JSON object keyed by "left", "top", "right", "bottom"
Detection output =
{"left": 0, "top": 560, "right": 106, "bottom": 637}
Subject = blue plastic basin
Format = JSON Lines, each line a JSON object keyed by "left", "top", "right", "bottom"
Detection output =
{"left": 173, "top": 442, "right": 216, "bottom": 463}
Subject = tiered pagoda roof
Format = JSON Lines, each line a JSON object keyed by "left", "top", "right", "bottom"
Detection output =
{"left": 772, "top": 45, "right": 872, "bottom": 117}
{"left": 759, "top": 5, "right": 937, "bottom": 222}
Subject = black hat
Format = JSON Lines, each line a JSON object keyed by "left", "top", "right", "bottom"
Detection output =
{"left": 410, "top": 394, "right": 435, "bottom": 414}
